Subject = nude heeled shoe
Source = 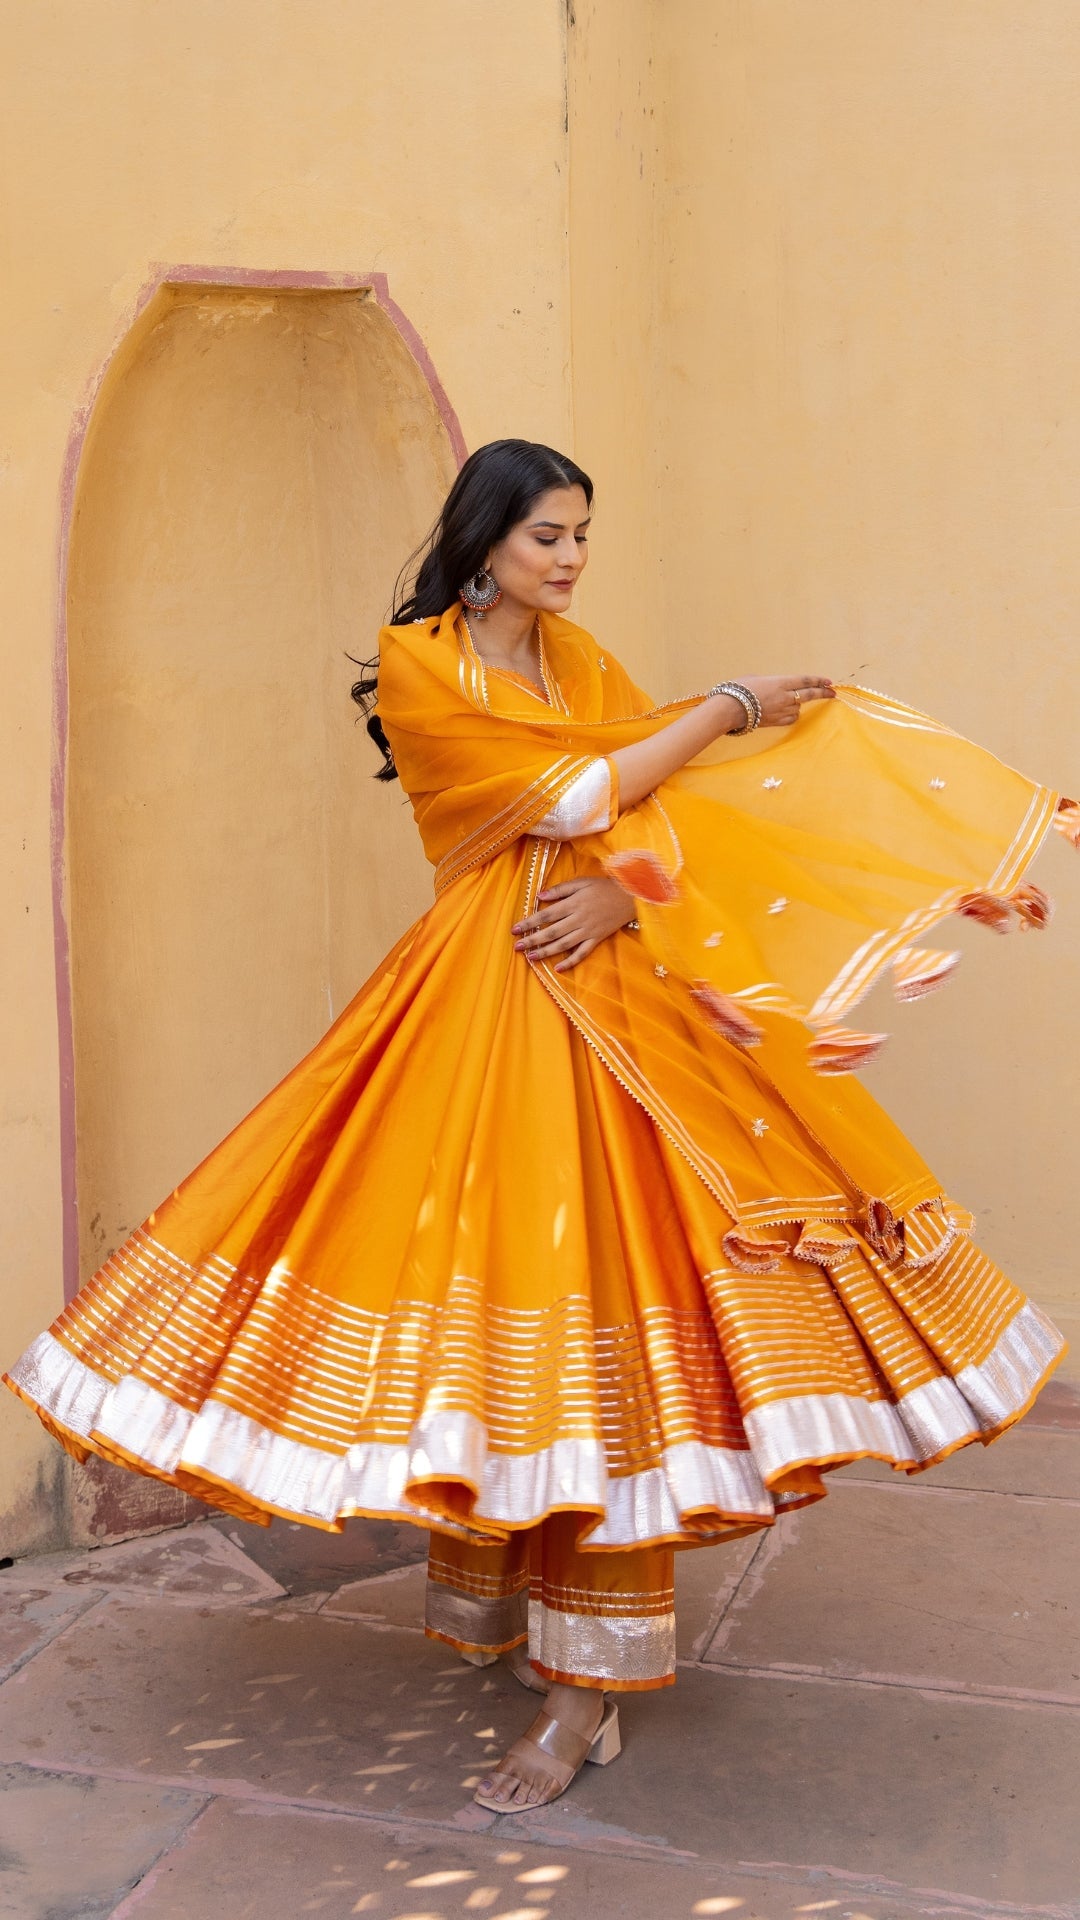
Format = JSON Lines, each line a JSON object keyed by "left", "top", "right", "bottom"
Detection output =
{"left": 460, "top": 1646, "right": 550, "bottom": 1693}
{"left": 472, "top": 1698, "right": 621, "bottom": 1813}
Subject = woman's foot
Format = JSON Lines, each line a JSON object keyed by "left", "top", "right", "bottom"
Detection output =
{"left": 473, "top": 1683, "right": 620, "bottom": 1812}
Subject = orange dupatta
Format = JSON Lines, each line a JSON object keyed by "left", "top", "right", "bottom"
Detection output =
{"left": 379, "top": 605, "right": 1074, "bottom": 1076}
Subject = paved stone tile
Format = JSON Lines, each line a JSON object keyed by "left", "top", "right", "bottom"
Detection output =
{"left": 324, "top": 1559, "right": 428, "bottom": 1630}
{"left": 704, "top": 1480, "right": 1080, "bottom": 1700}
{"left": 839, "top": 1423, "right": 1079, "bottom": 1498}
{"left": 0, "top": 1578, "right": 103, "bottom": 1682}
{"left": 607, "top": 1671, "right": 1080, "bottom": 1914}
{"left": 0, "top": 1762, "right": 204, "bottom": 1920}
{"left": 0, "top": 1603, "right": 516, "bottom": 1817}
{"left": 1, "top": 1602, "right": 1078, "bottom": 1909}
{"left": 675, "top": 1536, "right": 761, "bottom": 1661}
{"left": 1029, "top": 1372, "right": 1080, "bottom": 1431}
{"left": 112, "top": 1797, "right": 919, "bottom": 1920}
{"left": 55, "top": 1521, "right": 286, "bottom": 1609}
{"left": 208, "top": 1513, "right": 427, "bottom": 1599}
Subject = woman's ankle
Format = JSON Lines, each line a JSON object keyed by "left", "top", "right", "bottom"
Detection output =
{"left": 544, "top": 1681, "right": 605, "bottom": 1732}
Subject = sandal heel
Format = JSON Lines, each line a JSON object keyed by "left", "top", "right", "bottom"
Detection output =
{"left": 460, "top": 1649, "right": 499, "bottom": 1668}
{"left": 586, "top": 1702, "right": 621, "bottom": 1766}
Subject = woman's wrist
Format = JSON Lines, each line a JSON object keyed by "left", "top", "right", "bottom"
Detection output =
{"left": 704, "top": 689, "right": 752, "bottom": 737}
{"left": 706, "top": 682, "right": 762, "bottom": 736}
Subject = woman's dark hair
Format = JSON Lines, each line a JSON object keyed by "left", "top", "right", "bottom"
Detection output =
{"left": 350, "top": 438, "right": 593, "bottom": 780}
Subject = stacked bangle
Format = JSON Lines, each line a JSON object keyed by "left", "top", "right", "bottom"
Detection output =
{"left": 707, "top": 681, "right": 762, "bottom": 736}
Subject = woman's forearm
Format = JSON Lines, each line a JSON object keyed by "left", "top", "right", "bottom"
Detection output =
{"left": 609, "top": 693, "right": 746, "bottom": 810}
{"left": 529, "top": 675, "right": 833, "bottom": 836}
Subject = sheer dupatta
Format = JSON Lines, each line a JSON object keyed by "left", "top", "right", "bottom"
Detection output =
{"left": 379, "top": 605, "right": 1074, "bottom": 1077}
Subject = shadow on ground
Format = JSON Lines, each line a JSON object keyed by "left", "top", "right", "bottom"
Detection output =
{"left": 1, "top": 1375, "right": 1077, "bottom": 1919}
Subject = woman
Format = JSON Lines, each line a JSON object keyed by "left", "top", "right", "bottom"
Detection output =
{"left": 6, "top": 439, "right": 1070, "bottom": 1815}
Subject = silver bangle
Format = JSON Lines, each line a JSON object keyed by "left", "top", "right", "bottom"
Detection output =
{"left": 707, "top": 680, "right": 762, "bottom": 736}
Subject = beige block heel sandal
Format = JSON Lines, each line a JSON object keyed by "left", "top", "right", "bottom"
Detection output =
{"left": 460, "top": 1646, "right": 550, "bottom": 1694}
{"left": 472, "top": 1698, "right": 621, "bottom": 1813}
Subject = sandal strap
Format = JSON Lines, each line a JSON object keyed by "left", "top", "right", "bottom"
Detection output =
{"left": 507, "top": 1708, "right": 598, "bottom": 1787}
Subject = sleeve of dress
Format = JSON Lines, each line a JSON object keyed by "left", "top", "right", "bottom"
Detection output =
{"left": 531, "top": 756, "right": 620, "bottom": 838}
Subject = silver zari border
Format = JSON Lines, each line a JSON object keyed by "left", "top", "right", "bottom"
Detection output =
{"left": 425, "top": 1575, "right": 528, "bottom": 1651}
{"left": 7, "top": 1299, "right": 1064, "bottom": 1540}
{"left": 527, "top": 1598, "right": 676, "bottom": 1684}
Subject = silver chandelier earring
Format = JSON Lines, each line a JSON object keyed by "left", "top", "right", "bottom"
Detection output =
{"left": 460, "top": 568, "right": 502, "bottom": 618}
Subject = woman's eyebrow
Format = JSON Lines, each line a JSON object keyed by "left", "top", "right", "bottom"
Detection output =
{"left": 529, "top": 517, "right": 592, "bottom": 531}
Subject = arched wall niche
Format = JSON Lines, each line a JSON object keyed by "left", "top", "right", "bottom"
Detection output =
{"left": 65, "top": 280, "right": 460, "bottom": 1290}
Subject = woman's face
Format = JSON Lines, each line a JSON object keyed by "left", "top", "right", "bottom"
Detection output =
{"left": 486, "top": 484, "right": 591, "bottom": 616}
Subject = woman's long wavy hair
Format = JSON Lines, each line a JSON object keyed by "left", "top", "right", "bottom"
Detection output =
{"left": 350, "top": 438, "right": 593, "bottom": 780}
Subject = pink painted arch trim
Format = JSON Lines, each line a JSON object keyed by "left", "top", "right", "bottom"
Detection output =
{"left": 52, "top": 265, "right": 467, "bottom": 1303}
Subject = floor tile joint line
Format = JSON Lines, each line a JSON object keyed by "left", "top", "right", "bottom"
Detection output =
{"left": 101, "top": 1792, "right": 216, "bottom": 1920}
{"left": 0, "top": 1585, "right": 111, "bottom": 1689}
{"left": 3, "top": 1754, "right": 1073, "bottom": 1920}
{"left": 683, "top": 1656, "right": 1080, "bottom": 1711}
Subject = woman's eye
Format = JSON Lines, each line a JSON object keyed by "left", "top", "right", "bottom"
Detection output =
{"left": 536, "top": 537, "right": 557, "bottom": 547}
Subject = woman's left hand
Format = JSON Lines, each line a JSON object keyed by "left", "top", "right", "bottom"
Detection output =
{"left": 512, "top": 875, "right": 636, "bottom": 972}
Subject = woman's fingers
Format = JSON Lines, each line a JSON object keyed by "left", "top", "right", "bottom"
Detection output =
{"left": 769, "top": 677, "right": 835, "bottom": 726}
{"left": 555, "top": 940, "right": 596, "bottom": 972}
{"left": 738, "top": 673, "right": 837, "bottom": 731}
{"left": 518, "top": 916, "right": 583, "bottom": 957}
{"left": 511, "top": 903, "right": 572, "bottom": 940}
{"left": 511, "top": 878, "right": 596, "bottom": 935}
{"left": 527, "top": 936, "right": 576, "bottom": 959}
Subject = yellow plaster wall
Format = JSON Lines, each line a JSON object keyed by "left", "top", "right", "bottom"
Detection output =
{"left": 67, "top": 285, "right": 456, "bottom": 1282}
{"left": 566, "top": 0, "right": 661, "bottom": 685}
{"left": 0, "top": 0, "right": 573, "bottom": 1551}
{"left": 648, "top": 1, "right": 1080, "bottom": 1316}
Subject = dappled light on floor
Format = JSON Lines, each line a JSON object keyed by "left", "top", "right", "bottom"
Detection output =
{"left": 2, "top": 1415, "right": 1078, "bottom": 1920}
{"left": 229, "top": 1843, "right": 791, "bottom": 1917}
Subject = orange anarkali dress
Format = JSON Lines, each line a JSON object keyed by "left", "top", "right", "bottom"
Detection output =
{"left": 5, "top": 606, "right": 1071, "bottom": 1692}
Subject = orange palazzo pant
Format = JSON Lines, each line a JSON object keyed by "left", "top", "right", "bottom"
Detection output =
{"left": 425, "top": 1516, "right": 677, "bottom": 1691}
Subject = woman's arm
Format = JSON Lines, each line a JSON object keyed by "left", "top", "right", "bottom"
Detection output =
{"left": 527, "top": 674, "right": 836, "bottom": 844}
{"left": 512, "top": 674, "right": 834, "bottom": 968}
{"left": 610, "top": 675, "right": 834, "bottom": 811}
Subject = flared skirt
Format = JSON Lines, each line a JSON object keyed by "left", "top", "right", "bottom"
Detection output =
{"left": 6, "top": 841, "right": 1065, "bottom": 1549}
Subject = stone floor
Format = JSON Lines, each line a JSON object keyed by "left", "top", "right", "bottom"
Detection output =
{"left": 1, "top": 1365, "right": 1078, "bottom": 1920}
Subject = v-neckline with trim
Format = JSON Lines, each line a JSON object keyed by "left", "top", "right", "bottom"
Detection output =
{"left": 458, "top": 613, "right": 566, "bottom": 713}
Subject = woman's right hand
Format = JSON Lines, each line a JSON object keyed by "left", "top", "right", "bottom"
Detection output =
{"left": 730, "top": 676, "right": 835, "bottom": 728}
{"left": 611, "top": 674, "right": 835, "bottom": 811}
